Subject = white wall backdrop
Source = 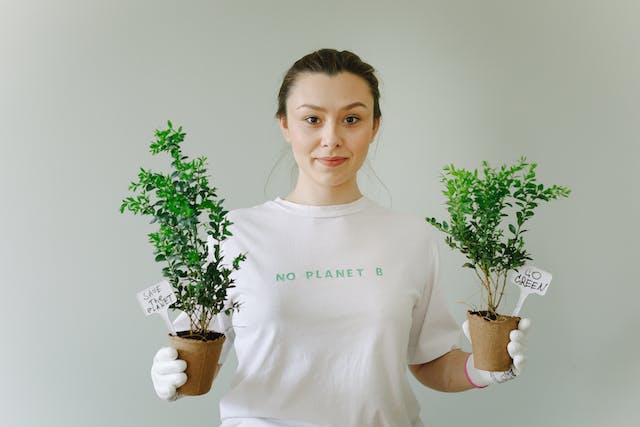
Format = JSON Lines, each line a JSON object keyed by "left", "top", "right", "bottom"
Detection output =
{"left": 2, "top": 1, "right": 638, "bottom": 426}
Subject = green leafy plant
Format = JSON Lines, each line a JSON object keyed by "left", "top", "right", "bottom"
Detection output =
{"left": 425, "top": 157, "right": 570, "bottom": 320}
{"left": 120, "top": 120, "right": 245, "bottom": 339}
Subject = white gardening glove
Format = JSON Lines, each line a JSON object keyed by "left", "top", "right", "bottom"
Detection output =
{"left": 151, "top": 347, "right": 188, "bottom": 401}
{"left": 462, "top": 318, "right": 531, "bottom": 388}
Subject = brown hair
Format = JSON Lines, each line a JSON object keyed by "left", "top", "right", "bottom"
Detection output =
{"left": 275, "top": 49, "right": 381, "bottom": 121}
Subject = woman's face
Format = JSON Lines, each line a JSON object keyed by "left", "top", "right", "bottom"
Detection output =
{"left": 279, "top": 72, "right": 380, "bottom": 197}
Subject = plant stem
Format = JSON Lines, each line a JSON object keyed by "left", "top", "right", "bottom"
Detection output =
{"left": 482, "top": 267, "right": 494, "bottom": 312}
{"left": 495, "top": 270, "right": 507, "bottom": 311}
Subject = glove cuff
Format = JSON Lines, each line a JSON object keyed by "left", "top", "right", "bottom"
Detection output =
{"left": 464, "top": 354, "right": 489, "bottom": 388}
{"left": 168, "top": 392, "right": 184, "bottom": 402}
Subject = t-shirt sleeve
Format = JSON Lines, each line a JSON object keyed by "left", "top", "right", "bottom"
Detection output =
{"left": 407, "top": 237, "right": 461, "bottom": 365}
{"left": 172, "top": 309, "right": 235, "bottom": 365}
{"left": 210, "top": 310, "right": 235, "bottom": 365}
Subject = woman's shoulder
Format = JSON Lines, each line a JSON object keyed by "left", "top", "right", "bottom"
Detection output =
{"left": 226, "top": 199, "right": 280, "bottom": 221}
{"left": 365, "top": 200, "right": 440, "bottom": 244}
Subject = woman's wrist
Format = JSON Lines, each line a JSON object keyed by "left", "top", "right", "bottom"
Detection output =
{"left": 464, "top": 354, "right": 490, "bottom": 388}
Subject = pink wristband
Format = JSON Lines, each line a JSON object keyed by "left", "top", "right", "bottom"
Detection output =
{"left": 464, "top": 353, "right": 488, "bottom": 389}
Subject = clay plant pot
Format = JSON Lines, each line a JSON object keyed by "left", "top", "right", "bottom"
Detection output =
{"left": 466, "top": 310, "right": 520, "bottom": 371}
{"left": 168, "top": 330, "right": 226, "bottom": 396}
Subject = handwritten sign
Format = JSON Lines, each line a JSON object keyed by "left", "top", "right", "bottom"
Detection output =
{"left": 136, "top": 280, "right": 177, "bottom": 335}
{"left": 512, "top": 266, "right": 552, "bottom": 295}
{"left": 511, "top": 266, "right": 553, "bottom": 316}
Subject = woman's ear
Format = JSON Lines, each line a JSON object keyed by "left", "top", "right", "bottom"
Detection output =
{"left": 370, "top": 117, "right": 381, "bottom": 143}
{"left": 278, "top": 115, "right": 291, "bottom": 144}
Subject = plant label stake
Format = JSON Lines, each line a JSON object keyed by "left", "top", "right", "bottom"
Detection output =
{"left": 136, "top": 280, "right": 178, "bottom": 336}
{"left": 511, "top": 266, "right": 552, "bottom": 316}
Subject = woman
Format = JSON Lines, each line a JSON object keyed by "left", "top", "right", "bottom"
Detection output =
{"left": 151, "top": 49, "right": 530, "bottom": 427}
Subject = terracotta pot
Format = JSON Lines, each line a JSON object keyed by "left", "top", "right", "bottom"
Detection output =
{"left": 168, "top": 331, "right": 225, "bottom": 396}
{"left": 466, "top": 310, "right": 520, "bottom": 371}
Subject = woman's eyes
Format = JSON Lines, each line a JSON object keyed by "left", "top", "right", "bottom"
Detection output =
{"left": 304, "top": 116, "right": 360, "bottom": 125}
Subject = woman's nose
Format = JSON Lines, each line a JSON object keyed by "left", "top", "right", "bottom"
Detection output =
{"left": 321, "top": 124, "right": 341, "bottom": 148}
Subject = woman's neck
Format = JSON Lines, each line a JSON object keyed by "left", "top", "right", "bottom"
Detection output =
{"left": 284, "top": 182, "right": 363, "bottom": 206}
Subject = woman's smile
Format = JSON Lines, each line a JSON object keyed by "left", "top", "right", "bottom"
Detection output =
{"left": 316, "top": 156, "right": 348, "bottom": 167}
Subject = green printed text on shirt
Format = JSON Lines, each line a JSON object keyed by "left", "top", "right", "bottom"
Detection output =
{"left": 275, "top": 267, "right": 384, "bottom": 283}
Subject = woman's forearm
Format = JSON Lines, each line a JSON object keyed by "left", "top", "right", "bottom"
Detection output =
{"left": 408, "top": 349, "right": 475, "bottom": 392}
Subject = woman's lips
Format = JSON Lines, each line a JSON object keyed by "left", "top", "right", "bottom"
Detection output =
{"left": 317, "top": 157, "right": 347, "bottom": 167}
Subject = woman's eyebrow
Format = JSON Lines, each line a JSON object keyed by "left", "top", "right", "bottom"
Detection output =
{"left": 295, "top": 102, "right": 368, "bottom": 111}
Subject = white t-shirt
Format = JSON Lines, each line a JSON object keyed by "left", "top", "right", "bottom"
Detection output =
{"left": 175, "top": 196, "right": 461, "bottom": 427}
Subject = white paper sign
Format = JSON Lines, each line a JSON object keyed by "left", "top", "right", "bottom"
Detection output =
{"left": 511, "top": 266, "right": 552, "bottom": 295}
{"left": 136, "top": 280, "right": 177, "bottom": 335}
{"left": 511, "top": 266, "right": 553, "bottom": 316}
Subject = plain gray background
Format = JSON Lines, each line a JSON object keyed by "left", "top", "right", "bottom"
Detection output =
{"left": 2, "top": 1, "right": 638, "bottom": 426}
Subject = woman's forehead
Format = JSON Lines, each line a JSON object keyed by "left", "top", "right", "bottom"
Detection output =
{"left": 287, "top": 72, "right": 373, "bottom": 110}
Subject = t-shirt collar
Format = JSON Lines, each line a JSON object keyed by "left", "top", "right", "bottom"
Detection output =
{"left": 271, "top": 196, "right": 372, "bottom": 218}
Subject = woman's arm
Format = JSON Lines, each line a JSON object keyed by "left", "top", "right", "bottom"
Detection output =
{"left": 408, "top": 349, "right": 474, "bottom": 392}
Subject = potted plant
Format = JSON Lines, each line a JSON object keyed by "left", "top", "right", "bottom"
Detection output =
{"left": 120, "top": 120, "right": 245, "bottom": 395}
{"left": 425, "top": 157, "right": 570, "bottom": 371}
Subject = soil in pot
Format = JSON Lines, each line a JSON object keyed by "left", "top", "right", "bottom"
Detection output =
{"left": 168, "top": 330, "right": 225, "bottom": 396}
{"left": 467, "top": 310, "right": 520, "bottom": 371}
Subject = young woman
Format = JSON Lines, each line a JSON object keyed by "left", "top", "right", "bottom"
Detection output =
{"left": 151, "top": 49, "right": 530, "bottom": 427}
